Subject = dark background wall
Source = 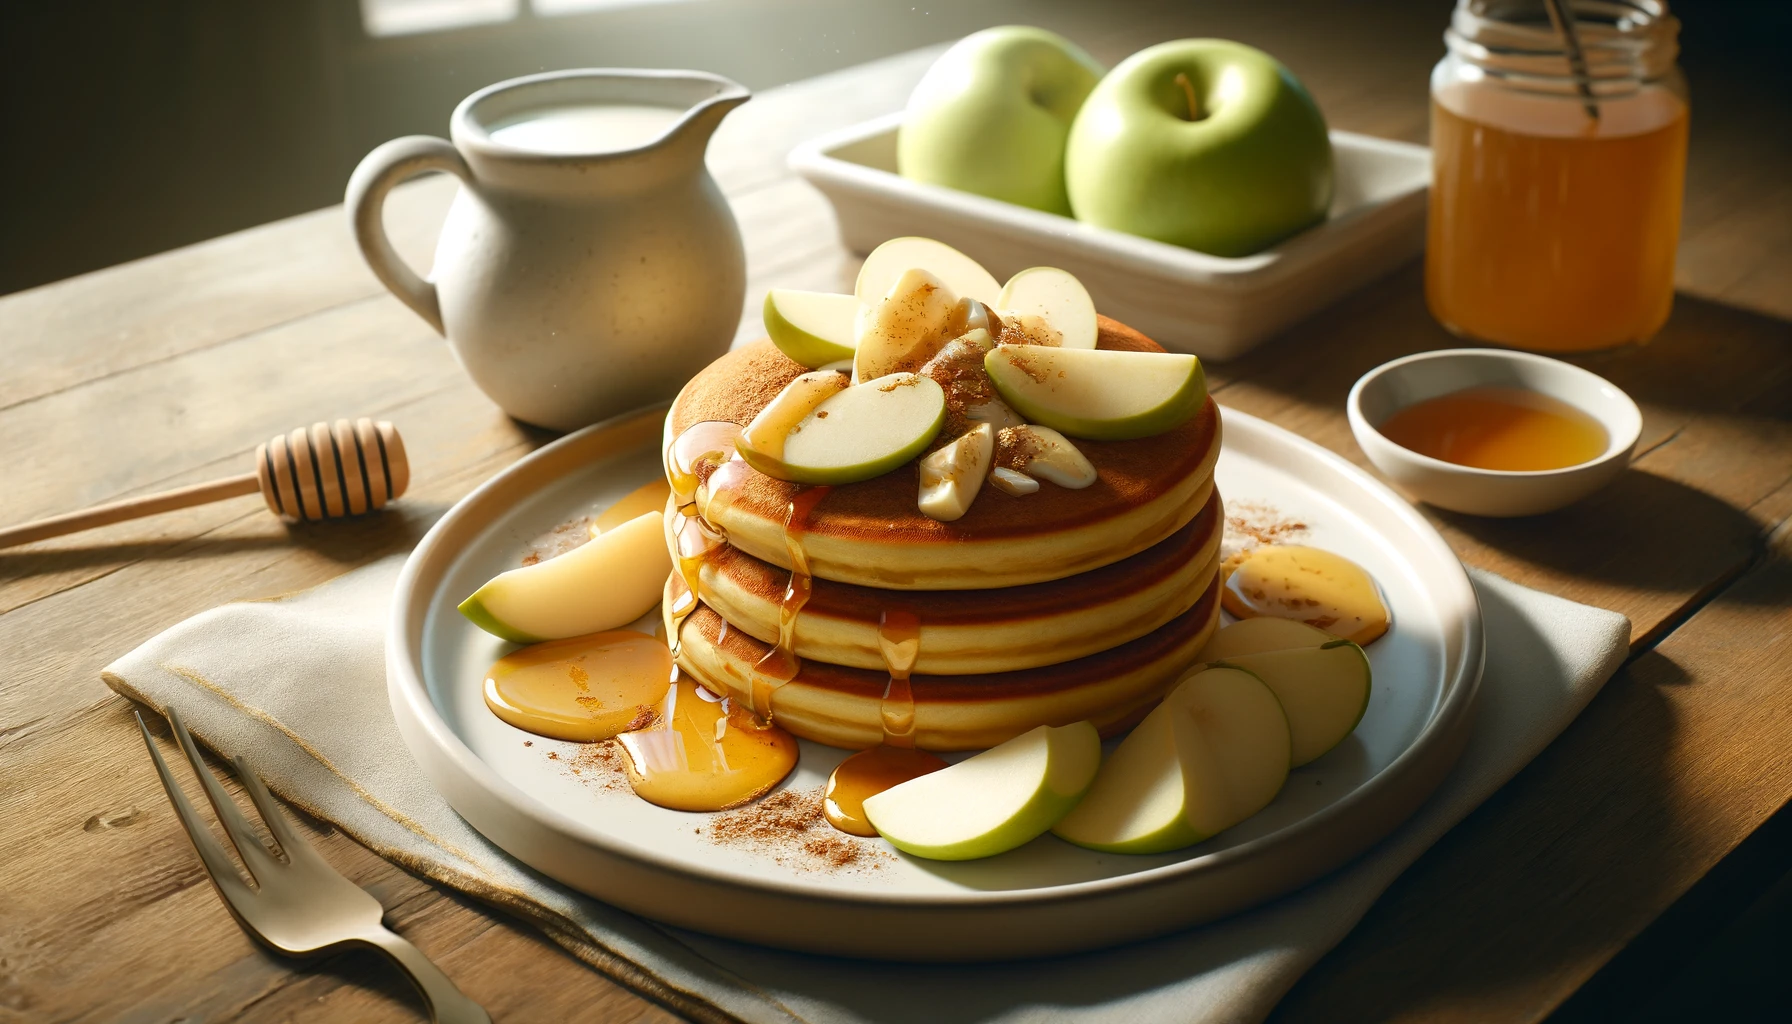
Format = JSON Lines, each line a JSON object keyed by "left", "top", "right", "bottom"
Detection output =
{"left": 0, "top": 0, "right": 1783, "bottom": 298}
{"left": 0, "top": 0, "right": 1104, "bottom": 296}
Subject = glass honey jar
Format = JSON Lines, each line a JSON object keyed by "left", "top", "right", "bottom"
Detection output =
{"left": 1427, "top": 0, "right": 1687, "bottom": 352}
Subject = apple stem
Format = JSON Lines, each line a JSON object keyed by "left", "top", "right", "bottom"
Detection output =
{"left": 1173, "top": 72, "right": 1202, "bottom": 122}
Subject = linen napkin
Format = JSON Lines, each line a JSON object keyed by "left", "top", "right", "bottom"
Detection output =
{"left": 102, "top": 558, "right": 1629, "bottom": 1024}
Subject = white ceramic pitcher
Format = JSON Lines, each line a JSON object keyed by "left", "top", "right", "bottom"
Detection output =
{"left": 347, "top": 69, "right": 749, "bottom": 431}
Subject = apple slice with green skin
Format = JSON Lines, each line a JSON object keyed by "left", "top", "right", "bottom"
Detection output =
{"left": 736, "top": 372, "right": 946, "bottom": 485}
{"left": 1053, "top": 666, "right": 1290, "bottom": 853}
{"left": 855, "top": 236, "right": 1002, "bottom": 309}
{"left": 854, "top": 268, "right": 957, "bottom": 382}
{"left": 1195, "top": 617, "right": 1335, "bottom": 662}
{"left": 864, "top": 721, "right": 1100, "bottom": 861}
{"left": 997, "top": 267, "right": 1097, "bottom": 349}
{"left": 459, "top": 511, "right": 670, "bottom": 644}
{"left": 736, "top": 371, "right": 851, "bottom": 469}
{"left": 985, "top": 345, "right": 1206, "bottom": 441}
{"left": 1214, "top": 640, "right": 1370, "bottom": 766}
{"left": 764, "top": 289, "right": 859, "bottom": 368}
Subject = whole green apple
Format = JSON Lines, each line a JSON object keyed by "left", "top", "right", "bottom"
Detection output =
{"left": 898, "top": 26, "right": 1103, "bottom": 215}
{"left": 1066, "top": 39, "right": 1333, "bottom": 257}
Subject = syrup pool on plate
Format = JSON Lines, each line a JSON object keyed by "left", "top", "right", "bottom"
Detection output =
{"left": 824, "top": 746, "right": 948, "bottom": 837}
{"left": 1375, "top": 386, "right": 1609, "bottom": 472}
{"left": 1221, "top": 544, "right": 1389, "bottom": 646}
{"left": 483, "top": 631, "right": 671, "bottom": 742}
{"left": 616, "top": 676, "right": 798, "bottom": 811}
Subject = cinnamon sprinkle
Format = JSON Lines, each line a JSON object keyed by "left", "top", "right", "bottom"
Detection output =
{"left": 702, "top": 788, "right": 887, "bottom": 870}
{"left": 521, "top": 515, "right": 597, "bottom": 566}
{"left": 1223, "top": 500, "right": 1309, "bottom": 552}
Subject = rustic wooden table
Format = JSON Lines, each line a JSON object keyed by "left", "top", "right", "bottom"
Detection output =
{"left": 3, "top": 4, "right": 1789, "bottom": 1021}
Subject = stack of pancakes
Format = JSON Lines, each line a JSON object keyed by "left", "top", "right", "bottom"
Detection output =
{"left": 666, "top": 316, "right": 1224, "bottom": 751}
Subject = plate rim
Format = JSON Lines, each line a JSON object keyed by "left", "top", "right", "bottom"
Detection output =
{"left": 388, "top": 401, "right": 1483, "bottom": 911}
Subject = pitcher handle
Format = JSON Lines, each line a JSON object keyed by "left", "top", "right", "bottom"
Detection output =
{"left": 345, "top": 136, "right": 471, "bottom": 335}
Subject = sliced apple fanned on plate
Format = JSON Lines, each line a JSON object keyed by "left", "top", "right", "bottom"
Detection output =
{"left": 459, "top": 509, "right": 670, "bottom": 643}
{"left": 864, "top": 721, "right": 1101, "bottom": 861}
{"left": 1053, "top": 666, "right": 1291, "bottom": 854}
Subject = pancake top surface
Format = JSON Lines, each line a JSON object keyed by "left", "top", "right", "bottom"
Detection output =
{"left": 668, "top": 317, "right": 1219, "bottom": 544}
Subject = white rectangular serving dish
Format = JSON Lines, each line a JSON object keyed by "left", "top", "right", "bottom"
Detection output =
{"left": 788, "top": 112, "right": 1431, "bottom": 361}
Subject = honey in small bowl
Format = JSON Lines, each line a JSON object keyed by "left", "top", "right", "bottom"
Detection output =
{"left": 1375, "top": 386, "right": 1609, "bottom": 472}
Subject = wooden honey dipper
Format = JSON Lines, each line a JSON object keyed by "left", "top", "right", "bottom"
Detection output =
{"left": 0, "top": 419, "right": 410, "bottom": 550}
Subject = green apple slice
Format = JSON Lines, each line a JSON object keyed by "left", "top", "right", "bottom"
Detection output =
{"left": 855, "top": 236, "right": 1002, "bottom": 309}
{"left": 1215, "top": 640, "right": 1370, "bottom": 766}
{"left": 1195, "top": 617, "right": 1336, "bottom": 662}
{"left": 737, "top": 371, "right": 851, "bottom": 468}
{"left": 764, "top": 289, "right": 859, "bottom": 368}
{"left": 737, "top": 372, "right": 946, "bottom": 485}
{"left": 985, "top": 345, "right": 1206, "bottom": 441}
{"left": 1054, "top": 666, "right": 1290, "bottom": 853}
{"left": 864, "top": 721, "right": 1100, "bottom": 860}
{"left": 997, "top": 267, "right": 1097, "bottom": 349}
{"left": 854, "top": 268, "right": 957, "bottom": 382}
{"left": 918, "top": 422, "right": 994, "bottom": 522}
{"left": 459, "top": 511, "right": 670, "bottom": 643}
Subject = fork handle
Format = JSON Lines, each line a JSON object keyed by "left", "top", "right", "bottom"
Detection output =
{"left": 361, "top": 926, "right": 492, "bottom": 1024}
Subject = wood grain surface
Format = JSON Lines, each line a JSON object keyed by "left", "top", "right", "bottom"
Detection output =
{"left": 2, "top": 2, "right": 1788, "bottom": 1022}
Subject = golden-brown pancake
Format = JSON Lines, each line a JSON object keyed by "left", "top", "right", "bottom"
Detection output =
{"left": 664, "top": 317, "right": 1221, "bottom": 590}
{"left": 692, "top": 489, "right": 1223, "bottom": 675}
{"left": 674, "top": 574, "right": 1223, "bottom": 751}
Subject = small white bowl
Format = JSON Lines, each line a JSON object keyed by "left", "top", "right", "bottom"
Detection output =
{"left": 1347, "top": 349, "right": 1642, "bottom": 517}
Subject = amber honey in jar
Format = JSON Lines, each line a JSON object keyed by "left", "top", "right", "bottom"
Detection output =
{"left": 1427, "top": 0, "right": 1687, "bottom": 352}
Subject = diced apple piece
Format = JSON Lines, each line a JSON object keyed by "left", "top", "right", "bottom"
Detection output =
{"left": 920, "top": 329, "right": 1026, "bottom": 432}
{"left": 1195, "top": 617, "right": 1336, "bottom": 662}
{"left": 736, "top": 371, "right": 851, "bottom": 469}
{"left": 459, "top": 511, "right": 670, "bottom": 644}
{"left": 864, "top": 721, "right": 1100, "bottom": 860}
{"left": 989, "top": 466, "right": 1039, "bottom": 496}
{"left": 997, "top": 267, "right": 1097, "bottom": 349}
{"left": 855, "top": 236, "right": 1002, "bottom": 309}
{"left": 590, "top": 478, "right": 673, "bottom": 536}
{"left": 1215, "top": 640, "right": 1371, "bottom": 766}
{"left": 1054, "top": 666, "right": 1290, "bottom": 853}
{"left": 854, "top": 268, "right": 957, "bottom": 382}
{"left": 739, "top": 372, "right": 946, "bottom": 485}
{"left": 764, "top": 289, "right": 859, "bottom": 368}
{"left": 918, "top": 422, "right": 995, "bottom": 521}
{"left": 985, "top": 346, "right": 1207, "bottom": 441}
{"left": 998, "top": 424, "right": 1096, "bottom": 489}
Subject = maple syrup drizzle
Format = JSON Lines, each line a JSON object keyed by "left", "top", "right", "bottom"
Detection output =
{"left": 483, "top": 631, "right": 672, "bottom": 743}
{"left": 823, "top": 745, "right": 948, "bottom": 837}
{"left": 745, "top": 485, "right": 831, "bottom": 720}
{"left": 616, "top": 676, "right": 798, "bottom": 812}
{"left": 876, "top": 608, "right": 922, "bottom": 747}
{"left": 821, "top": 607, "right": 930, "bottom": 835}
{"left": 1220, "top": 544, "right": 1391, "bottom": 646}
{"left": 663, "top": 422, "right": 743, "bottom": 653}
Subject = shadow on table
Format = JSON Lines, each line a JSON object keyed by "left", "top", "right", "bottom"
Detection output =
{"left": 0, "top": 498, "right": 443, "bottom": 582}
{"left": 1272, "top": 646, "right": 1690, "bottom": 1023}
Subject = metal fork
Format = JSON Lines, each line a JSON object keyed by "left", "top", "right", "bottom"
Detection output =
{"left": 136, "top": 707, "right": 491, "bottom": 1024}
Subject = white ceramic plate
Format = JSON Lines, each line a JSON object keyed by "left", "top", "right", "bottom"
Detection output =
{"left": 388, "top": 403, "right": 1481, "bottom": 961}
{"left": 788, "top": 113, "right": 1431, "bottom": 361}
